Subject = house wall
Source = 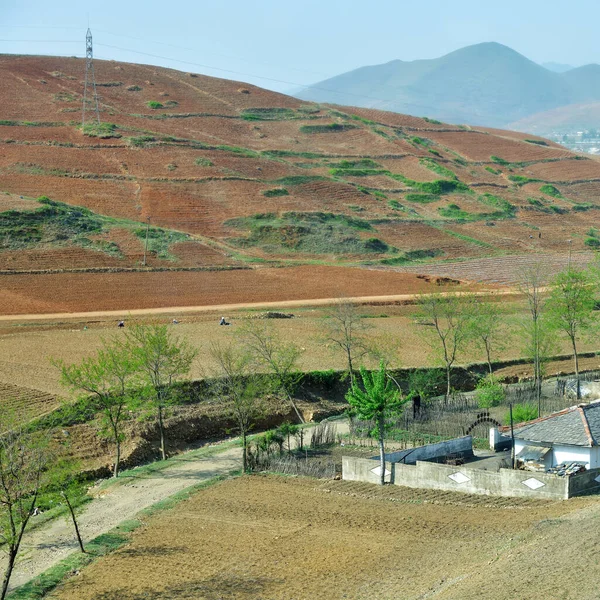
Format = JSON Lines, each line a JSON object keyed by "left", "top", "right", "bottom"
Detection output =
{"left": 514, "top": 438, "right": 592, "bottom": 469}
{"left": 552, "top": 445, "right": 592, "bottom": 468}
{"left": 342, "top": 457, "right": 572, "bottom": 499}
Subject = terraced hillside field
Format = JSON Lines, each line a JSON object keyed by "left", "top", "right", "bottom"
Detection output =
{"left": 1, "top": 55, "right": 600, "bottom": 310}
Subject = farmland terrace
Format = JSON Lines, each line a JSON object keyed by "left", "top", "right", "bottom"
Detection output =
{"left": 0, "top": 55, "right": 599, "bottom": 311}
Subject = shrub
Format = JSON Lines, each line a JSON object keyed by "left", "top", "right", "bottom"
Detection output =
{"left": 475, "top": 375, "right": 505, "bottom": 408}
{"left": 147, "top": 101, "right": 164, "bottom": 109}
{"left": 81, "top": 122, "right": 120, "bottom": 139}
{"left": 127, "top": 85, "right": 142, "bottom": 91}
{"left": 299, "top": 123, "right": 356, "bottom": 134}
{"left": 490, "top": 155, "right": 510, "bottom": 166}
{"left": 194, "top": 157, "right": 213, "bottom": 166}
{"left": 262, "top": 188, "right": 289, "bottom": 197}
{"left": 525, "top": 139, "right": 548, "bottom": 146}
{"left": 129, "top": 135, "right": 156, "bottom": 147}
{"left": 573, "top": 203, "right": 592, "bottom": 212}
{"left": 506, "top": 403, "right": 538, "bottom": 425}
{"left": 405, "top": 193, "right": 439, "bottom": 203}
{"left": 540, "top": 184, "right": 562, "bottom": 198}
{"left": 585, "top": 237, "right": 600, "bottom": 248}
{"left": 485, "top": 166, "right": 501, "bottom": 175}
{"left": 364, "top": 237, "right": 389, "bottom": 252}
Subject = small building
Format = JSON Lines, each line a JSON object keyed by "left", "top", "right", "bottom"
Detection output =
{"left": 509, "top": 400, "right": 600, "bottom": 470}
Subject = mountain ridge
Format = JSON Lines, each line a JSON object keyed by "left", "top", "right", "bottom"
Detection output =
{"left": 296, "top": 42, "right": 600, "bottom": 129}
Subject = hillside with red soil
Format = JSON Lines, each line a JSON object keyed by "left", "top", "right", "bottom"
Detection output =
{"left": 0, "top": 54, "right": 599, "bottom": 312}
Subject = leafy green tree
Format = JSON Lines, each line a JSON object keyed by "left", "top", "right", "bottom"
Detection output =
{"left": 505, "top": 403, "right": 538, "bottom": 425}
{"left": 58, "top": 340, "right": 139, "bottom": 477}
{"left": 466, "top": 299, "right": 508, "bottom": 374}
{"left": 415, "top": 293, "right": 474, "bottom": 399}
{"left": 277, "top": 422, "right": 300, "bottom": 454}
{"left": 0, "top": 416, "right": 50, "bottom": 600}
{"left": 210, "top": 342, "right": 266, "bottom": 473}
{"left": 126, "top": 325, "right": 198, "bottom": 460}
{"left": 547, "top": 268, "right": 597, "bottom": 399}
{"left": 239, "top": 320, "right": 304, "bottom": 423}
{"left": 346, "top": 362, "right": 409, "bottom": 485}
{"left": 474, "top": 375, "right": 505, "bottom": 408}
{"left": 407, "top": 369, "right": 443, "bottom": 417}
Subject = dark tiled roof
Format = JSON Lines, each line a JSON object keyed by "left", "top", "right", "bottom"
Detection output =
{"left": 511, "top": 401, "right": 600, "bottom": 447}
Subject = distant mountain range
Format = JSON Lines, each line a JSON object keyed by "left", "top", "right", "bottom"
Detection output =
{"left": 296, "top": 43, "right": 600, "bottom": 131}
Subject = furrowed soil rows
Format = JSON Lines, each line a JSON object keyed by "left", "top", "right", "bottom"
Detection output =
{"left": 51, "top": 475, "right": 596, "bottom": 600}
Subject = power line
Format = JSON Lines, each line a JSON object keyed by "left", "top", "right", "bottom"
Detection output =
{"left": 0, "top": 39, "right": 80, "bottom": 43}
{"left": 95, "top": 43, "right": 387, "bottom": 103}
{"left": 93, "top": 28, "right": 331, "bottom": 79}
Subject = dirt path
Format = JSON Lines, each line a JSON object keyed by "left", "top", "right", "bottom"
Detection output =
{"left": 5, "top": 420, "right": 350, "bottom": 593}
{"left": 0, "top": 289, "right": 514, "bottom": 323}
{"left": 4, "top": 446, "right": 242, "bottom": 592}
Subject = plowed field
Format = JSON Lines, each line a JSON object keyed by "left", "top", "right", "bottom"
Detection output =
{"left": 51, "top": 475, "right": 598, "bottom": 600}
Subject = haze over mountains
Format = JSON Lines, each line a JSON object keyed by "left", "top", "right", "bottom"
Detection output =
{"left": 296, "top": 43, "right": 600, "bottom": 132}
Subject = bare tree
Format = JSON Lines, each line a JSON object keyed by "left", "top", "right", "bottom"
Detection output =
{"left": 0, "top": 417, "right": 50, "bottom": 600}
{"left": 415, "top": 293, "right": 474, "bottom": 399}
{"left": 126, "top": 325, "right": 198, "bottom": 461}
{"left": 321, "top": 298, "right": 371, "bottom": 384}
{"left": 239, "top": 320, "right": 305, "bottom": 423}
{"left": 466, "top": 298, "right": 509, "bottom": 375}
{"left": 518, "top": 263, "right": 554, "bottom": 411}
{"left": 209, "top": 342, "right": 267, "bottom": 473}
{"left": 57, "top": 340, "right": 139, "bottom": 478}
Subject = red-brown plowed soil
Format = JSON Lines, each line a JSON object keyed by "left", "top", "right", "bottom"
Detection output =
{"left": 0, "top": 266, "right": 457, "bottom": 315}
{"left": 2, "top": 54, "right": 600, "bottom": 290}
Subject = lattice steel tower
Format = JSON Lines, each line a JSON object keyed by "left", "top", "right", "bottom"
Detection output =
{"left": 81, "top": 28, "right": 100, "bottom": 128}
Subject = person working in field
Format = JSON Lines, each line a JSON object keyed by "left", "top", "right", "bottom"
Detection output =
{"left": 219, "top": 316, "right": 230, "bottom": 326}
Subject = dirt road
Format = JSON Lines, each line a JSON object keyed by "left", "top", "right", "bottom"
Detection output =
{"left": 4, "top": 446, "right": 242, "bottom": 592}
{"left": 0, "top": 288, "right": 512, "bottom": 323}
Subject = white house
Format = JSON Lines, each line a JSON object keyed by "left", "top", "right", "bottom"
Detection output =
{"left": 508, "top": 400, "right": 600, "bottom": 470}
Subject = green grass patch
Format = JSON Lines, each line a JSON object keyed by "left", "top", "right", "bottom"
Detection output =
{"left": 380, "top": 248, "right": 443, "bottom": 265}
{"left": 405, "top": 193, "right": 439, "bottom": 203}
{"left": 438, "top": 204, "right": 476, "bottom": 221}
{"left": 419, "top": 158, "right": 457, "bottom": 180}
{"left": 225, "top": 212, "right": 396, "bottom": 256}
{"left": 439, "top": 228, "right": 492, "bottom": 248}
{"left": 299, "top": 123, "right": 357, "bottom": 134}
{"left": 261, "top": 149, "right": 327, "bottom": 159}
{"left": 540, "top": 184, "right": 562, "bottom": 198}
{"left": 585, "top": 237, "right": 600, "bottom": 248}
{"left": 390, "top": 174, "right": 470, "bottom": 195}
{"left": 129, "top": 135, "right": 156, "bottom": 147}
{"left": 410, "top": 136, "right": 430, "bottom": 146}
{"left": 273, "top": 175, "right": 326, "bottom": 186}
{"left": 422, "top": 117, "right": 442, "bottom": 125}
{"left": 573, "top": 203, "right": 593, "bottom": 212}
{"left": 241, "top": 107, "right": 296, "bottom": 121}
{"left": 194, "top": 157, "right": 213, "bottom": 167}
{"left": 214, "top": 145, "right": 258, "bottom": 157}
{"left": 490, "top": 155, "right": 510, "bottom": 166}
{"left": 81, "top": 122, "right": 120, "bottom": 139}
{"left": 147, "top": 101, "right": 164, "bottom": 109}
{"left": 478, "top": 193, "right": 515, "bottom": 216}
{"left": 262, "top": 188, "right": 289, "bottom": 197}
{"left": 485, "top": 166, "right": 501, "bottom": 175}
{"left": 133, "top": 226, "right": 189, "bottom": 259}
{"left": 329, "top": 168, "right": 389, "bottom": 177}
{"left": 508, "top": 174, "right": 540, "bottom": 185}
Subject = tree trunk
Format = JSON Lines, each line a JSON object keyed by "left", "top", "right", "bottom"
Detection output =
{"left": 113, "top": 424, "right": 121, "bottom": 478}
{"left": 242, "top": 431, "right": 247, "bottom": 474}
{"left": 347, "top": 350, "right": 354, "bottom": 386}
{"left": 63, "top": 492, "right": 85, "bottom": 553}
{"left": 378, "top": 414, "right": 386, "bottom": 486}
{"left": 486, "top": 344, "right": 493, "bottom": 375}
{"left": 1, "top": 549, "right": 16, "bottom": 600}
{"left": 158, "top": 404, "right": 166, "bottom": 461}
{"left": 285, "top": 390, "right": 305, "bottom": 424}
{"left": 573, "top": 337, "right": 581, "bottom": 400}
{"left": 445, "top": 366, "right": 451, "bottom": 402}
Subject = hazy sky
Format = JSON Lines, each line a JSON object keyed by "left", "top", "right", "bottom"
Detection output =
{"left": 2, "top": 0, "right": 598, "bottom": 92}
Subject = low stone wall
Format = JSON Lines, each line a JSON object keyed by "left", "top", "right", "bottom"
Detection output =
{"left": 342, "top": 456, "right": 599, "bottom": 499}
{"left": 383, "top": 436, "right": 473, "bottom": 464}
{"left": 569, "top": 468, "right": 600, "bottom": 497}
